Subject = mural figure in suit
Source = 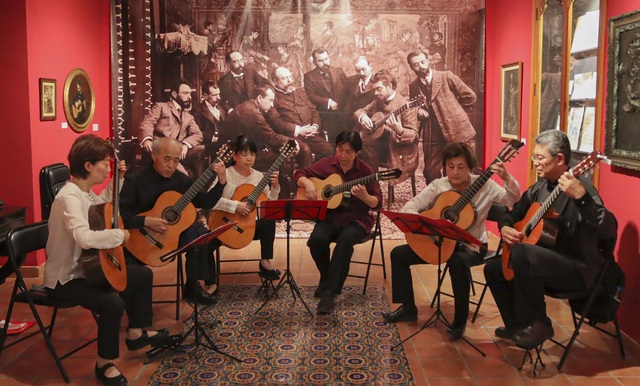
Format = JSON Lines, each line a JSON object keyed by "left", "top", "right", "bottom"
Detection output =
{"left": 343, "top": 56, "right": 376, "bottom": 130}
{"left": 218, "top": 50, "right": 268, "bottom": 113}
{"left": 191, "top": 81, "right": 227, "bottom": 177}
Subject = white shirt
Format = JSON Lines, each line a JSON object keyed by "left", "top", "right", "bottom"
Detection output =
{"left": 401, "top": 175, "right": 521, "bottom": 243}
{"left": 212, "top": 166, "right": 280, "bottom": 214}
{"left": 44, "top": 181, "right": 125, "bottom": 288}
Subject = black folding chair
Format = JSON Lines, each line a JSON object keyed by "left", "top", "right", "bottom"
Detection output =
{"left": 348, "top": 211, "right": 387, "bottom": 295}
{"left": 0, "top": 221, "right": 97, "bottom": 383}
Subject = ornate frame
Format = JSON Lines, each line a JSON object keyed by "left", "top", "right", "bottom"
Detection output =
{"left": 606, "top": 9, "right": 640, "bottom": 171}
{"left": 500, "top": 61, "right": 522, "bottom": 140}
{"left": 63, "top": 68, "right": 95, "bottom": 133}
{"left": 39, "top": 78, "right": 56, "bottom": 121}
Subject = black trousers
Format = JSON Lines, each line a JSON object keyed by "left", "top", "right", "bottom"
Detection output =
{"left": 307, "top": 221, "right": 366, "bottom": 294}
{"left": 47, "top": 263, "right": 153, "bottom": 360}
{"left": 390, "top": 243, "right": 485, "bottom": 323}
{"left": 484, "top": 243, "right": 586, "bottom": 330}
{"left": 178, "top": 224, "right": 219, "bottom": 288}
{"left": 254, "top": 219, "right": 276, "bottom": 260}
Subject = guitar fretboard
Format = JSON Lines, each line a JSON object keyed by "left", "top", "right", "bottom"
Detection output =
{"left": 373, "top": 100, "right": 419, "bottom": 129}
{"left": 245, "top": 144, "right": 292, "bottom": 205}
{"left": 331, "top": 173, "right": 380, "bottom": 195}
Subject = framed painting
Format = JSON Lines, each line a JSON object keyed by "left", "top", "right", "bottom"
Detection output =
{"left": 500, "top": 62, "right": 522, "bottom": 140}
{"left": 39, "top": 78, "right": 56, "bottom": 121}
{"left": 63, "top": 68, "right": 95, "bottom": 133}
{"left": 606, "top": 9, "right": 640, "bottom": 170}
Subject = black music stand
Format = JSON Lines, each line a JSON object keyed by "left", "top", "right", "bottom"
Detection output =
{"left": 382, "top": 211, "right": 486, "bottom": 356}
{"left": 146, "top": 223, "right": 243, "bottom": 363}
{"left": 254, "top": 200, "right": 328, "bottom": 317}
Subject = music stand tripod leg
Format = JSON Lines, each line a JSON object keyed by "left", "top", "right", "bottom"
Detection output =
{"left": 255, "top": 218, "right": 313, "bottom": 317}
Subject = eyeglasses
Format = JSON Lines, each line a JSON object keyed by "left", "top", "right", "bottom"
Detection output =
{"left": 530, "top": 154, "right": 556, "bottom": 163}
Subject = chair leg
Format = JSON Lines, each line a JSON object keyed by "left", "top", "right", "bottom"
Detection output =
{"left": 613, "top": 313, "right": 626, "bottom": 358}
{"left": 362, "top": 234, "right": 377, "bottom": 295}
{"left": 379, "top": 229, "right": 387, "bottom": 279}
{"left": 471, "top": 282, "right": 489, "bottom": 323}
{"left": 175, "top": 254, "right": 184, "bottom": 321}
{"left": 411, "top": 174, "right": 417, "bottom": 196}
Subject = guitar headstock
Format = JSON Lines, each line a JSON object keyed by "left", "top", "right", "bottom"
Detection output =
{"left": 280, "top": 139, "right": 298, "bottom": 159}
{"left": 378, "top": 168, "right": 403, "bottom": 181}
{"left": 214, "top": 143, "right": 234, "bottom": 164}
{"left": 410, "top": 94, "right": 428, "bottom": 109}
{"left": 495, "top": 139, "right": 524, "bottom": 164}
{"left": 572, "top": 150, "right": 606, "bottom": 177}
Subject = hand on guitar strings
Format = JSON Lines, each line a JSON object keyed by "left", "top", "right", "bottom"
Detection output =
{"left": 500, "top": 225, "right": 523, "bottom": 247}
{"left": 384, "top": 114, "right": 404, "bottom": 136}
{"left": 235, "top": 202, "right": 252, "bottom": 216}
{"left": 269, "top": 171, "right": 280, "bottom": 190}
{"left": 359, "top": 114, "right": 374, "bottom": 130}
{"left": 116, "top": 160, "right": 127, "bottom": 180}
{"left": 300, "top": 178, "right": 318, "bottom": 200}
{"left": 557, "top": 171, "right": 586, "bottom": 200}
{"left": 144, "top": 217, "right": 169, "bottom": 234}
{"left": 490, "top": 162, "right": 514, "bottom": 184}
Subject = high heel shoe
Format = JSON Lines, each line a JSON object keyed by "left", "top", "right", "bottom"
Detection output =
{"left": 95, "top": 363, "right": 127, "bottom": 385}
{"left": 258, "top": 261, "right": 281, "bottom": 280}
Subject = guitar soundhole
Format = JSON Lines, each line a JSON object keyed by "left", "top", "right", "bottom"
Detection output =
{"left": 322, "top": 186, "right": 332, "bottom": 200}
{"left": 163, "top": 208, "right": 180, "bottom": 224}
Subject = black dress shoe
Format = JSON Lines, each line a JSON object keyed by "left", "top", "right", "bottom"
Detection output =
{"left": 183, "top": 286, "right": 219, "bottom": 305}
{"left": 125, "top": 329, "right": 170, "bottom": 351}
{"left": 383, "top": 304, "right": 418, "bottom": 323}
{"left": 316, "top": 291, "right": 335, "bottom": 315}
{"left": 495, "top": 326, "right": 518, "bottom": 340}
{"left": 95, "top": 363, "right": 127, "bottom": 385}
{"left": 511, "top": 321, "right": 554, "bottom": 347}
{"left": 259, "top": 261, "right": 281, "bottom": 280}
{"left": 447, "top": 320, "right": 467, "bottom": 341}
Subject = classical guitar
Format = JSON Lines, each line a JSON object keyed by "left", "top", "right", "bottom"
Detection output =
{"left": 361, "top": 94, "right": 427, "bottom": 140}
{"left": 80, "top": 153, "right": 127, "bottom": 292}
{"left": 405, "top": 140, "right": 524, "bottom": 264}
{"left": 125, "top": 144, "right": 234, "bottom": 266}
{"left": 296, "top": 168, "right": 402, "bottom": 210}
{"left": 208, "top": 140, "right": 297, "bottom": 249}
{"left": 502, "top": 150, "right": 606, "bottom": 280}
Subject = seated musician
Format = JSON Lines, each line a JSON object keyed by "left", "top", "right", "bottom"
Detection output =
{"left": 120, "top": 137, "right": 227, "bottom": 304}
{"left": 484, "top": 130, "right": 616, "bottom": 347}
{"left": 295, "top": 131, "right": 382, "bottom": 315}
{"left": 44, "top": 134, "right": 169, "bottom": 385}
{"left": 210, "top": 135, "right": 281, "bottom": 279}
{"left": 383, "top": 142, "right": 521, "bottom": 342}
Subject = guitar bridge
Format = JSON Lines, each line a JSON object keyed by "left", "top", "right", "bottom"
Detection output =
{"left": 223, "top": 216, "right": 244, "bottom": 234}
{"left": 106, "top": 253, "right": 122, "bottom": 271}
{"left": 140, "top": 227, "right": 164, "bottom": 249}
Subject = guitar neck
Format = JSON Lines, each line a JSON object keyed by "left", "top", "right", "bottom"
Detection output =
{"left": 173, "top": 156, "right": 223, "bottom": 214}
{"left": 331, "top": 173, "right": 379, "bottom": 195}
{"left": 245, "top": 149, "right": 289, "bottom": 205}
{"left": 372, "top": 102, "right": 414, "bottom": 129}
{"left": 444, "top": 166, "right": 494, "bottom": 221}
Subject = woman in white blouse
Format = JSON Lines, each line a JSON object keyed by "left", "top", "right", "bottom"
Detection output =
{"left": 45, "top": 135, "right": 169, "bottom": 386}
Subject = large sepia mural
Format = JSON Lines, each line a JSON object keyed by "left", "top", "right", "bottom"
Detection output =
{"left": 111, "top": 0, "right": 485, "bottom": 202}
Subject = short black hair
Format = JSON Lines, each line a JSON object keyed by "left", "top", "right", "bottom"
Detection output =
{"left": 442, "top": 142, "right": 477, "bottom": 170}
{"left": 170, "top": 78, "right": 191, "bottom": 94}
{"left": 234, "top": 135, "right": 257, "bottom": 154}
{"left": 371, "top": 69, "right": 396, "bottom": 89}
{"left": 201, "top": 81, "right": 219, "bottom": 95}
{"left": 335, "top": 131, "right": 362, "bottom": 152}
{"left": 68, "top": 134, "right": 115, "bottom": 179}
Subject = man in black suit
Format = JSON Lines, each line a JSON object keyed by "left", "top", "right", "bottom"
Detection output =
{"left": 343, "top": 56, "right": 376, "bottom": 130}
{"left": 304, "top": 48, "right": 348, "bottom": 140}
{"left": 218, "top": 50, "right": 268, "bottom": 113}
{"left": 191, "top": 81, "right": 227, "bottom": 177}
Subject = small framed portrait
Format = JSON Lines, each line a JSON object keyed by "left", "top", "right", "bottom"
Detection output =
{"left": 500, "top": 62, "right": 523, "bottom": 141}
{"left": 39, "top": 78, "right": 56, "bottom": 121}
{"left": 63, "top": 68, "right": 95, "bottom": 133}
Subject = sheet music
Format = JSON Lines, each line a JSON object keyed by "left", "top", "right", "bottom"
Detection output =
{"left": 579, "top": 107, "right": 596, "bottom": 152}
{"left": 567, "top": 107, "right": 585, "bottom": 150}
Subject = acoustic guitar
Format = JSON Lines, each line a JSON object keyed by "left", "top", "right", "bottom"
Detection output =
{"left": 361, "top": 94, "right": 427, "bottom": 140}
{"left": 296, "top": 168, "right": 402, "bottom": 209}
{"left": 125, "top": 144, "right": 234, "bottom": 266}
{"left": 501, "top": 150, "right": 606, "bottom": 280}
{"left": 405, "top": 139, "right": 524, "bottom": 264}
{"left": 80, "top": 153, "right": 127, "bottom": 292}
{"left": 208, "top": 140, "right": 297, "bottom": 249}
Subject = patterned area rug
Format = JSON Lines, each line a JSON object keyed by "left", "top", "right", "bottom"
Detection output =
{"left": 149, "top": 284, "right": 414, "bottom": 385}
{"left": 276, "top": 176, "right": 427, "bottom": 240}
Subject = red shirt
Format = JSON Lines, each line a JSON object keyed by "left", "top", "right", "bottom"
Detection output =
{"left": 294, "top": 156, "right": 382, "bottom": 232}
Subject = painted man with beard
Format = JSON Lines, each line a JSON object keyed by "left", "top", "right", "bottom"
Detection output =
{"left": 139, "top": 78, "right": 203, "bottom": 177}
{"left": 218, "top": 50, "right": 268, "bottom": 113}
{"left": 343, "top": 56, "right": 376, "bottom": 129}
{"left": 407, "top": 50, "right": 477, "bottom": 183}
{"left": 265, "top": 66, "right": 334, "bottom": 163}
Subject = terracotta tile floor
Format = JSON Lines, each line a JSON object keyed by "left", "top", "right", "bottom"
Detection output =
{"left": 1, "top": 238, "right": 639, "bottom": 385}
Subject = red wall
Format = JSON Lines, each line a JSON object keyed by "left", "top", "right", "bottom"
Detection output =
{"left": 485, "top": 0, "right": 640, "bottom": 343}
{"left": 0, "top": 0, "right": 111, "bottom": 265}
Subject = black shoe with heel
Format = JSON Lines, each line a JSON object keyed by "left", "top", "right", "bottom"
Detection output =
{"left": 95, "top": 363, "right": 127, "bottom": 385}
{"left": 125, "top": 329, "right": 170, "bottom": 351}
{"left": 259, "top": 261, "right": 281, "bottom": 280}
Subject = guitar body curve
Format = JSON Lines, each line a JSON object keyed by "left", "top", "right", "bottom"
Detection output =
{"left": 501, "top": 202, "right": 559, "bottom": 281}
{"left": 125, "top": 190, "right": 197, "bottom": 267}
{"left": 296, "top": 174, "right": 347, "bottom": 210}
{"left": 208, "top": 184, "right": 268, "bottom": 249}
{"left": 404, "top": 191, "right": 477, "bottom": 264}
{"left": 80, "top": 203, "right": 127, "bottom": 291}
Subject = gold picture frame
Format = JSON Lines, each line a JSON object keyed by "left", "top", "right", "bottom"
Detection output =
{"left": 39, "top": 78, "right": 56, "bottom": 121}
{"left": 63, "top": 68, "right": 95, "bottom": 133}
{"left": 500, "top": 62, "right": 523, "bottom": 141}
